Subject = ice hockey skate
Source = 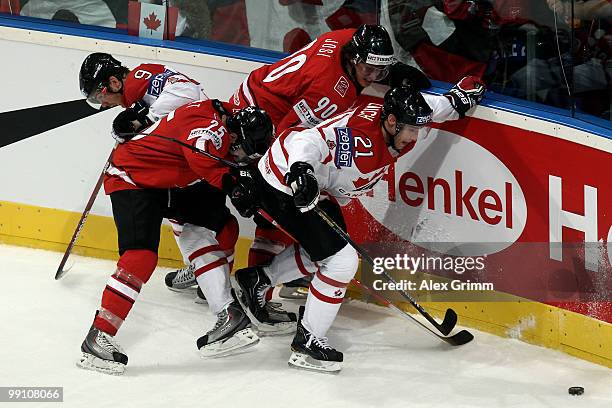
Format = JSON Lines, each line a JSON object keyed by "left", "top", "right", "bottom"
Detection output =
{"left": 233, "top": 266, "right": 297, "bottom": 335}
{"left": 279, "top": 276, "right": 312, "bottom": 300}
{"left": 197, "top": 296, "right": 260, "bottom": 358}
{"left": 288, "top": 306, "right": 343, "bottom": 373}
{"left": 164, "top": 263, "right": 197, "bottom": 292}
{"left": 77, "top": 325, "right": 128, "bottom": 376}
{"left": 195, "top": 287, "right": 207, "bottom": 304}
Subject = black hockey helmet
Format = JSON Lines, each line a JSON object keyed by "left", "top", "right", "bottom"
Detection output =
{"left": 346, "top": 25, "right": 395, "bottom": 67}
{"left": 382, "top": 85, "right": 433, "bottom": 132}
{"left": 226, "top": 107, "right": 273, "bottom": 159}
{"left": 79, "top": 53, "right": 128, "bottom": 104}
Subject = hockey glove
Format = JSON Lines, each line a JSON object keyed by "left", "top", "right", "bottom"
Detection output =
{"left": 285, "top": 162, "right": 319, "bottom": 213}
{"left": 111, "top": 101, "right": 153, "bottom": 143}
{"left": 222, "top": 169, "right": 260, "bottom": 218}
{"left": 386, "top": 62, "right": 432, "bottom": 90}
{"left": 444, "top": 76, "right": 486, "bottom": 118}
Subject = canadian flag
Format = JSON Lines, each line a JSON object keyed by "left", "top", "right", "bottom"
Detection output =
{"left": 128, "top": 1, "right": 178, "bottom": 40}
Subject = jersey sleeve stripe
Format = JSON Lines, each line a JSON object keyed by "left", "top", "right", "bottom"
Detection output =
{"left": 241, "top": 75, "right": 256, "bottom": 106}
{"left": 267, "top": 153, "right": 288, "bottom": 186}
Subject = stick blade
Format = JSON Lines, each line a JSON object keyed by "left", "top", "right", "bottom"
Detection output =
{"left": 442, "top": 330, "right": 474, "bottom": 346}
{"left": 54, "top": 266, "right": 69, "bottom": 280}
{"left": 438, "top": 308, "right": 458, "bottom": 335}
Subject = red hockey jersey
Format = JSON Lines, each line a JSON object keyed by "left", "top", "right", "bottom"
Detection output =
{"left": 230, "top": 29, "right": 359, "bottom": 134}
{"left": 121, "top": 63, "right": 206, "bottom": 121}
{"left": 104, "top": 99, "right": 231, "bottom": 195}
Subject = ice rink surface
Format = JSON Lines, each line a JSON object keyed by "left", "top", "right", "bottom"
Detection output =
{"left": 0, "top": 244, "right": 610, "bottom": 408}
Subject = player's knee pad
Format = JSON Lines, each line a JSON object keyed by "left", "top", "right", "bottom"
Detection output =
{"left": 318, "top": 243, "right": 358, "bottom": 284}
{"left": 179, "top": 223, "right": 228, "bottom": 278}
{"left": 309, "top": 244, "right": 358, "bottom": 304}
{"left": 116, "top": 249, "right": 158, "bottom": 286}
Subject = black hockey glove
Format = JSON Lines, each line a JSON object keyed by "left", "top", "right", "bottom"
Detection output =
{"left": 444, "top": 76, "right": 486, "bottom": 118}
{"left": 111, "top": 100, "right": 153, "bottom": 143}
{"left": 222, "top": 168, "right": 259, "bottom": 218}
{"left": 284, "top": 162, "right": 319, "bottom": 213}
{"left": 386, "top": 62, "right": 431, "bottom": 90}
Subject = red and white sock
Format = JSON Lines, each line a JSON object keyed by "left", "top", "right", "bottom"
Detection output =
{"left": 179, "top": 223, "right": 233, "bottom": 315}
{"left": 302, "top": 244, "right": 358, "bottom": 338}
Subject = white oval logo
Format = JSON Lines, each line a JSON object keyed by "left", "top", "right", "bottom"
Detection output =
{"left": 359, "top": 129, "right": 527, "bottom": 256}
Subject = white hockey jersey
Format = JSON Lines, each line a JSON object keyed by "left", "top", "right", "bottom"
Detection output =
{"left": 258, "top": 93, "right": 458, "bottom": 205}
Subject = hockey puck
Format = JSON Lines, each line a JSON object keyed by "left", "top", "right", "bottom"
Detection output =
{"left": 568, "top": 386, "right": 584, "bottom": 396}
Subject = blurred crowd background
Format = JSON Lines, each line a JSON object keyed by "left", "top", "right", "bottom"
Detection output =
{"left": 1, "top": 0, "right": 610, "bottom": 125}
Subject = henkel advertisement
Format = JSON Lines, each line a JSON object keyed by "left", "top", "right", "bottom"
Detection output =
{"left": 341, "top": 114, "right": 612, "bottom": 324}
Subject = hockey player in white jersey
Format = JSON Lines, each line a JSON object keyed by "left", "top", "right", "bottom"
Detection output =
{"left": 225, "top": 77, "right": 486, "bottom": 372}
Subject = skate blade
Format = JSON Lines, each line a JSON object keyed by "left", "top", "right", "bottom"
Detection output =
{"left": 194, "top": 295, "right": 208, "bottom": 305}
{"left": 166, "top": 285, "right": 198, "bottom": 294}
{"left": 279, "top": 286, "right": 309, "bottom": 300}
{"left": 253, "top": 321, "right": 297, "bottom": 337}
{"left": 231, "top": 279, "right": 296, "bottom": 337}
{"left": 199, "top": 328, "right": 260, "bottom": 358}
{"left": 288, "top": 352, "right": 342, "bottom": 374}
{"left": 76, "top": 352, "right": 125, "bottom": 376}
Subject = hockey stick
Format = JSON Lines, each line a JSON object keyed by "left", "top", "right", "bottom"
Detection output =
{"left": 55, "top": 132, "right": 208, "bottom": 280}
{"left": 256, "top": 208, "right": 473, "bottom": 346}
{"left": 119, "top": 132, "right": 472, "bottom": 344}
{"left": 54, "top": 145, "right": 117, "bottom": 280}
{"left": 313, "top": 206, "right": 462, "bottom": 337}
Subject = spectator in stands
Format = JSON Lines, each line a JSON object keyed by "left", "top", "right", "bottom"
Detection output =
{"left": 19, "top": 0, "right": 117, "bottom": 27}
{"left": 547, "top": 0, "right": 612, "bottom": 20}
{"left": 173, "top": 0, "right": 211, "bottom": 39}
{"left": 387, "top": 1, "right": 496, "bottom": 82}
{"left": 546, "top": 0, "right": 611, "bottom": 119}
{"left": 208, "top": 0, "right": 249, "bottom": 46}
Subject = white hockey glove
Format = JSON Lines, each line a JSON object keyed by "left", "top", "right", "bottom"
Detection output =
{"left": 444, "top": 76, "right": 486, "bottom": 118}
{"left": 285, "top": 162, "right": 319, "bottom": 213}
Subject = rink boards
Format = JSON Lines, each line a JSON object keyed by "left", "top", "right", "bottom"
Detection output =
{"left": 0, "top": 25, "right": 610, "bottom": 369}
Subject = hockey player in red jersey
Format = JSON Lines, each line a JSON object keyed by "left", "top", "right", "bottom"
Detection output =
{"left": 79, "top": 52, "right": 211, "bottom": 293}
{"left": 230, "top": 24, "right": 430, "bottom": 133}
{"left": 76, "top": 101, "right": 296, "bottom": 376}
{"left": 79, "top": 52, "right": 208, "bottom": 132}
{"left": 204, "top": 25, "right": 431, "bottom": 301}
{"left": 226, "top": 78, "right": 486, "bottom": 372}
